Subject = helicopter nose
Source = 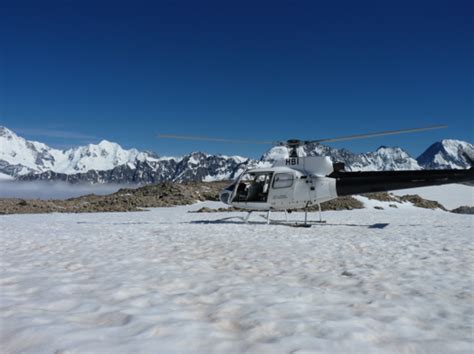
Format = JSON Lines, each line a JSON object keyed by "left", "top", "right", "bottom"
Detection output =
{"left": 219, "top": 190, "right": 232, "bottom": 204}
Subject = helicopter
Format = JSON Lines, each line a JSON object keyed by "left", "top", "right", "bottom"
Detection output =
{"left": 159, "top": 125, "right": 474, "bottom": 226}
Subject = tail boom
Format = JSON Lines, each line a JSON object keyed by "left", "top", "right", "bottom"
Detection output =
{"left": 332, "top": 168, "right": 474, "bottom": 196}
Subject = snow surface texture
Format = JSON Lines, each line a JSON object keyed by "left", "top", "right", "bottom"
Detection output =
{"left": 1, "top": 202, "right": 473, "bottom": 353}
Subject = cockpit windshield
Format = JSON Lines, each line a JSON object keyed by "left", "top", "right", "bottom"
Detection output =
{"left": 233, "top": 172, "right": 273, "bottom": 203}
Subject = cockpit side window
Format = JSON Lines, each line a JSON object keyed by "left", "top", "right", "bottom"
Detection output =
{"left": 272, "top": 173, "right": 294, "bottom": 189}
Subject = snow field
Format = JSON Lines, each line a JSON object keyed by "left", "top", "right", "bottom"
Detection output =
{"left": 0, "top": 202, "right": 473, "bottom": 353}
{"left": 392, "top": 184, "right": 474, "bottom": 210}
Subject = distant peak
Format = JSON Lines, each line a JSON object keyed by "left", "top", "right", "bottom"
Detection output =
{"left": 0, "top": 126, "right": 15, "bottom": 137}
{"left": 143, "top": 150, "right": 160, "bottom": 159}
{"left": 96, "top": 140, "right": 121, "bottom": 149}
{"left": 98, "top": 139, "right": 115, "bottom": 145}
{"left": 424, "top": 139, "right": 472, "bottom": 154}
{"left": 189, "top": 151, "right": 209, "bottom": 157}
{"left": 375, "top": 145, "right": 403, "bottom": 152}
{"left": 440, "top": 138, "right": 466, "bottom": 145}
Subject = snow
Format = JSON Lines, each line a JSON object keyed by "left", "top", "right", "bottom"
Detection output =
{"left": 441, "top": 139, "right": 472, "bottom": 158}
{"left": 224, "top": 155, "right": 248, "bottom": 164}
{"left": 371, "top": 147, "right": 421, "bottom": 171}
{"left": 203, "top": 173, "right": 231, "bottom": 182}
{"left": 263, "top": 146, "right": 289, "bottom": 161}
{"left": 158, "top": 156, "right": 181, "bottom": 162}
{"left": 393, "top": 184, "right": 474, "bottom": 210}
{"left": 1, "top": 203, "right": 473, "bottom": 353}
{"left": 417, "top": 140, "right": 474, "bottom": 170}
{"left": 188, "top": 155, "right": 201, "bottom": 165}
{"left": 0, "top": 127, "right": 56, "bottom": 173}
{"left": 56, "top": 141, "right": 142, "bottom": 174}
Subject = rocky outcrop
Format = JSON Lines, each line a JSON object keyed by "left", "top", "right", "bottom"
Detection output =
{"left": 450, "top": 206, "right": 474, "bottom": 214}
{"left": 0, "top": 181, "right": 228, "bottom": 214}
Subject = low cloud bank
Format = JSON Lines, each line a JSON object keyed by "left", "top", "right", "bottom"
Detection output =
{"left": 0, "top": 181, "right": 138, "bottom": 200}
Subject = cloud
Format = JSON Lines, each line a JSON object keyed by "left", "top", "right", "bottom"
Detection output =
{"left": 0, "top": 181, "right": 137, "bottom": 200}
{"left": 14, "top": 128, "right": 99, "bottom": 140}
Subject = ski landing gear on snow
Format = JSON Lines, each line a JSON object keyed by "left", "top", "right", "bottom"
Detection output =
{"left": 205, "top": 205, "right": 328, "bottom": 227}
{"left": 249, "top": 204, "right": 327, "bottom": 228}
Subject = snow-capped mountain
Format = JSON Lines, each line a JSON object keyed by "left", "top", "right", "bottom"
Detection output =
{"left": 0, "top": 126, "right": 57, "bottom": 176}
{"left": 0, "top": 127, "right": 249, "bottom": 183}
{"left": 417, "top": 139, "right": 474, "bottom": 169}
{"left": 16, "top": 152, "right": 250, "bottom": 184}
{"left": 0, "top": 126, "right": 162, "bottom": 175}
{"left": 1, "top": 126, "right": 472, "bottom": 184}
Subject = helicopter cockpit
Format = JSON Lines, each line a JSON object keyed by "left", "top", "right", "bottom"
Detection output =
{"left": 233, "top": 172, "right": 273, "bottom": 203}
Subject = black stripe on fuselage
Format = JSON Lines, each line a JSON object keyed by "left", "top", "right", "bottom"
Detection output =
{"left": 331, "top": 168, "right": 474, "bottom": 196}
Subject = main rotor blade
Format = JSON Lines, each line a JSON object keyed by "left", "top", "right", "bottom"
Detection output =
{"left": 306, "top": 125, "right": 448, "bottom": 144}
{"left": 157, "top": 134, "right": 275, "bottom": 145}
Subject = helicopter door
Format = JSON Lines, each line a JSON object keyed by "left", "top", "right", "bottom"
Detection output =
{"left": 233, "top": 172, "right": 273, "bottom": 203}
{"left": 269, "top": 173, "right": 295, "bottom": 206}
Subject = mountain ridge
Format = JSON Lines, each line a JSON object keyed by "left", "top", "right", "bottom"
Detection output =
{"left": 1, "top": 126, "right": 472, "bottom": 184}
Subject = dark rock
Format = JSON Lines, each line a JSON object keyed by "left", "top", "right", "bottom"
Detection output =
{"left": 363, "top": 192, "right": 400, "bottom": 202}
{"left": 189, "top": 206, "right": 241, "bottom": 213}
{"left": 319, "top": 196, "right": 364, "bottom": 211}
{"left": 451, "top": 206, "right": 474, "bottom": 214}
{"left": 0, "top": 181, "right": 228, "bottom": 214}
{"left": 399, "top": 195, "right": 446, "bottom": 210}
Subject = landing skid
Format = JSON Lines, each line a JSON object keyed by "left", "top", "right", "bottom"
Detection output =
{"left": 190, "top": 217, "right": 388, "bottom": 229}
{"left": 255, "top": 204, "right": 326, "bottom": 226}
{"left": 193, "top": 210, "right": 328, "bottom": 228}
{"left": 191, "top": 206, "right": 389, "bottom": 228}
{"left": 257, "top": 214, "right": 326, "bottom": 227}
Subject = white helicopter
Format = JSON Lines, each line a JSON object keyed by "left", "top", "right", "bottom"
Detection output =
{"left": 159, "top": 125, "right": 473, "bottom": 226}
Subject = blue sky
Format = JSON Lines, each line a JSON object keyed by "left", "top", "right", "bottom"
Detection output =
{"left": 1, "top": 0, "right": 472, "bottom": 158}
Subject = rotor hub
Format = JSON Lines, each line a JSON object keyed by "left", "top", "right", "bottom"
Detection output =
{"left": 285, "top": 139, "right": 303, "bottom": 158}
{"left": 286, "top": 139, "right": 303, "bottom": 147}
